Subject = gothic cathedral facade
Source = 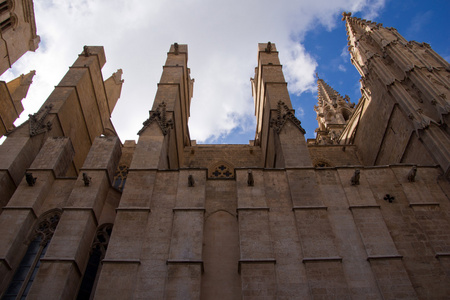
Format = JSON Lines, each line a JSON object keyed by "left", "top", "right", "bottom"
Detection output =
{"left": 0, "top": 12, "right": 449, "bottom": 299}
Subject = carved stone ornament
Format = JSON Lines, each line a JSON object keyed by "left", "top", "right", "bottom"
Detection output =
{"left": 351, "top": 169, "right": 360, "bottom": 185}
{"left": 29, "top": 104, "right": 53, "bottom": 137}
{"left": 25, "top": 172, "right": 36, "bottom": 186}
{"left": 384, "top": 194, "right": 395, "bottom": 203}
{"left": 270, "top": 101, "right": 306, "bottom": 134}
{"left": 188, "top": 175, "right": 195, "bottom": 187}
{"left": 247, "top": 169, "right": 254, "bottom": 187}
{"left": 407, "top": 166, "right": 417, "bottom": 182}
{"left": 35, "top": 210, "right": 61, "bottom": 245}
{"left": 83, "top": 172, "right": 92, "bottom": 186}
{"left": 137, "top": 102, "right": 174, "bottom": 135}
{"left": 265, "top": 42, "right": 272, "bottom": 53}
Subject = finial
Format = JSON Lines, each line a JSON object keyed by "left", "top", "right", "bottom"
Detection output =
{"left": 342, "top": 12, "right": 352, "bottom": 21}
{"left": 83, "top": 45, "right": 90, "bottom": 57}
{"left": 174, "top": 43, "right": 179, "bottom": 55}
{"left": 265, "top": 42, "right": 272, "bottom": 53}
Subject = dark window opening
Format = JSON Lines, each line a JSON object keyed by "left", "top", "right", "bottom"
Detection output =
{"left": 0, "top": 17, "right": 12, "bottom": 32}
{"left": 76, "top": 224, "right": 113, "bottom": 300}
{"left": 3, "top": 210, "right": 61, "bottom": 299}
{"left": 0, "top": 1, "right": 9, "bottom": 15}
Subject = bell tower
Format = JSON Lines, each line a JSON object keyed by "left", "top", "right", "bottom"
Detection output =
{"left": 342, "top": 12, "right": 450, "bottom": 176}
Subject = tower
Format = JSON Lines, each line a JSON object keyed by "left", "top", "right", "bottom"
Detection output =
{"left": 252, "top": 42, "right": 310, "bottom": 168}
{"left": 0, "top": 70, "right": 35, "bottom": 137}
{"left": 313, "top": 78, "right": 355, "bottom": 145}
{"left": 0, "top": 0, "right": 40, "bottom": 75}
{"left": 341, "top": 12, "right": 450, "bottom": 176}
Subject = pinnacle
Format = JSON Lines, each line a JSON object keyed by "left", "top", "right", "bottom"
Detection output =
{"left": 342, "top": 11, "right": 383, "bottom": 43}
{"left": 317, "top": 79, "right": 343, "bottom": 104}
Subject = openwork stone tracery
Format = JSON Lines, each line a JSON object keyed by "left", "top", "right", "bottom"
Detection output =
{"left": 29, "top": 104, "right": 53, "bottom": 137}
{"left": 208, "top": 162, "right": 235, "bottom": 179}
{"left": 270, "top": 101, "right": 306, "bottom": 134}
{"left": 138, "top": 101, "right": 174, "bottom": 135}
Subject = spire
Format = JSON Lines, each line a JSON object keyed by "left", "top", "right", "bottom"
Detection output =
{"left": 104, "top": 69, "right": 124, "bottom": 115}
{"left": 6, "top": 70, "right": 36, "bottom": 114}
{"left": 342, "top": 12, "right": 383, "bottom": 45}
{"left": 314, "top": 78, "right": 355, "bottom": 145}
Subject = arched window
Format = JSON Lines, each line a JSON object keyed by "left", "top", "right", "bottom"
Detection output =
{"left": 112, "top": 165, "right": 128, "bottom": 192}
{"left": 76, "top": 224, "right": 113, "bottom": 300}
{"left": 341, "top": 109, "right": 352, "bottom": 122}
{"left": 3, "top": 209, "right": 62, "bottom": 299}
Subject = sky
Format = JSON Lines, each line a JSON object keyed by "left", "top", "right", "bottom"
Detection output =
{"left": 1, "top": 0, "right": 449, "bottom": 145}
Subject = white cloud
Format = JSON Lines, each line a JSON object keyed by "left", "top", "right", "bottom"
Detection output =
{"left": 338, "top": 64, "right": 347, "bottom": 72}
{"left": 296, "top": 106, "right": 306, "bottom": 118}
{"left": 0, "top": 0, "right": 386, "bottom": 143}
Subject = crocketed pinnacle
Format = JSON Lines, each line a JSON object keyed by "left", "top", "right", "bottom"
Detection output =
{"left": 342, "top": 11, "right": 383, "bottom": 44}
{"left": 316, "top": 78, "right": 346, "bottom": 108}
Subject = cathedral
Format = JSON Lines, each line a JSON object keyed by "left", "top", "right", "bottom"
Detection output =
{"left": 0, "top": 8, "right": 449, "bottom": 300}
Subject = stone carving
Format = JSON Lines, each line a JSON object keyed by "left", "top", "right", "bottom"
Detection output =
{"left": 265, "top": 42, "right": 272, "bottom": 53}
{"left": 247, "top": 169, "right": 254, "bottom": 186}
{"left": 407, "top": 166, "right": 417, "bottom": 182}
{"left": 188, "top": 175, "right": 195, "bottom": 187}
{"left": 25, "top": 172, "right": 36, "bottom": 186}
{"left": 270, "top": 101, "right": 306, "bottom": 134}
{"left": 83, "top": 173, "right": 91, "bottom": 186}
{"left": 92, "top": 223, "right": 113, "bottom": 255}
{"left": 35, "top": 210, "right": 61, "bottom": 244}
{"left": 83, "top": 45, "right": 90, "bottom": 57}
{"left": 210, "top": 163, "right": 234, "bottom": 179}
{"left": 138, "top": 102, "right": 174, "bottom": 135}
{"left": 384, "top": 194, "right": 395, "bottom": 203}
{"left": 29, "top": 104, "right": 53, "bottom": 137}
{"left": 351, "top": 169, "right": 360, "bottom": 185}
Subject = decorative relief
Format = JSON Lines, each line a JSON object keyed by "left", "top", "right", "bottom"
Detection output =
{"left": 209, "top": 162, "right": 234, "bottom": 179}
{"left": 29, "top": 104, "right": 53, "bottom": 137}
{"left": 270, "top": 101, "right": 306, "bottom": 134}
{"left": 138, "top": 102, "right": 173, "bottom": 135}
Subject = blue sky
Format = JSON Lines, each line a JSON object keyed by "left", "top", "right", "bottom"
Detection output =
{"left": 212, "top": 0, "right": 450, "bottom": 144}
{"left": 1, "top": 0, "right": 449, "bottom": 145}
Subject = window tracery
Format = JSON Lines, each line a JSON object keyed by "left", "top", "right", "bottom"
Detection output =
{"left": 3, "top": 209, "right": 61, "bottom": 299}
{"left": 76, "top": 224, "right": 113, "bottom": 300}
{"left": 208, "top": 162, "right": 235, "bottom": 179}
{"left": 112, "top": 165, "right": 128, "bottom": 192}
